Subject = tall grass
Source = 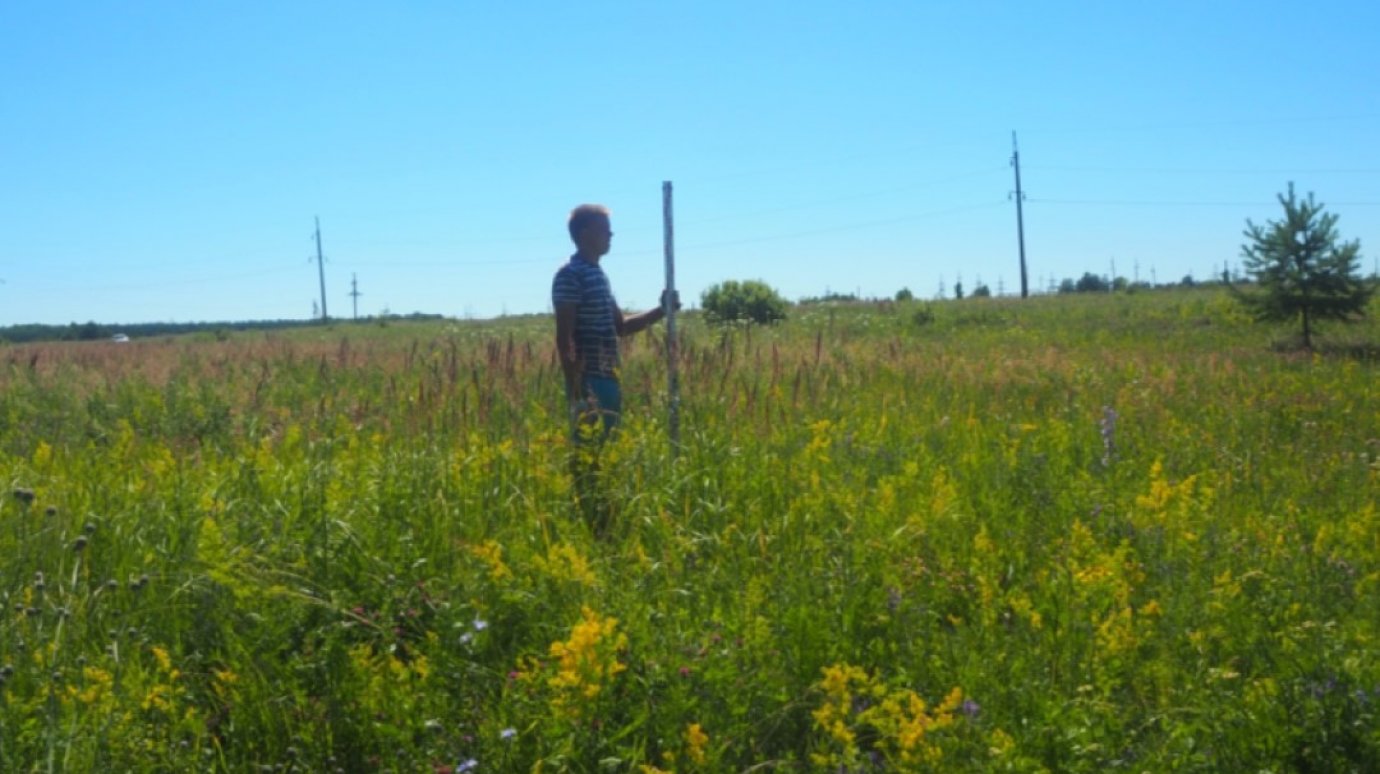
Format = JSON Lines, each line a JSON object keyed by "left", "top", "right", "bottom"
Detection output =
{"left": 2, "top": 290, "right": 1378, "bottom": 772}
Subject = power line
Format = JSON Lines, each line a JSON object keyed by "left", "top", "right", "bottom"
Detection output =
{"left": 14, "top": 266, "right": 302, "bottom": 295}
{"left": 1018, "top": 112, "right": 1380, "bottom": 138}
{"left": 348, "top": 234, "right": 552, "bottom": 249}
{"left": 670, "top": 201, "right": 1008, "bottom": 252}
{"left": 1028, "top": 164, "right": 1380, "bottom": 175}
{"left": 340, "top": 199, "right": 1013, "bottom": 265}
{"left": 686, "top": 167, "right": 1008, "bottom": 226}
{"left": 1029, "top": 198, "right": 1380, "bottom": 207}
{"left": 342, "top": 257, "right": 555, "bottom": 269}
{"left": 349, "top": 167, "right": 1011, "bottom": 251}
{"left": 677, "top": 138, "right": 1009, "bottom": 186}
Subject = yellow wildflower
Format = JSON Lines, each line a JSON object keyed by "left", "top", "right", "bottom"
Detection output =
{"left": 142, "top": 684, "right": 174, "bottom": 712}
{"left": 537, "top": 543, "right": 599, "bottom": 586}
{"left": 685, "top": 722, "right": 709, "bottom": 764}
{"left": 547, "top": 607, "right": 627, "bottom": 715}
{"left": 468, "top": 540, "right": 513, "bottom": 581}
{"left": 151, "top": 645, "right": 172, "bottom": 673}
{"left": 68, "top": 666, "right": 114, "bottom": 705}
{"left": 989, "top": 728, "right": 1015, "bottom": 757}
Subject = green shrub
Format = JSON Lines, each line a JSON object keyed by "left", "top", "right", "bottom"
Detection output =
{"left": 700, "top": 279, "right": 788, "bottom": 326}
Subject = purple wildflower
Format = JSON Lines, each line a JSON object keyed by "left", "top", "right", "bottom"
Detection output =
{"left": 1099, "top": 406, "right": 1118, "bottom": 467}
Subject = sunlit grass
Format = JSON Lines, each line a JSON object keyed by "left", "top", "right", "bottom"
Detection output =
{"left": 2, "top": 288, "right": 1378, "bottom": 771}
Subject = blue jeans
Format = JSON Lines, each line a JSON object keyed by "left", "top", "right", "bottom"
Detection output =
{"left": 570, "top": 375, "right": 622, "bottom": 443}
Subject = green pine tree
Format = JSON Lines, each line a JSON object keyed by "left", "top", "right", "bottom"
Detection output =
{"left": 1238, "top": 182, "right": 1374, "bottom": 349}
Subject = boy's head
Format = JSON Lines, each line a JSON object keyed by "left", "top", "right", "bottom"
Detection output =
{"left": 568, "top": 204, "right": 612, "bottom": 256}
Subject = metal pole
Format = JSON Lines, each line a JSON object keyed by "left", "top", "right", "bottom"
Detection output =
{"left": 662, "top": 181, "right": 681, "bottom": 455}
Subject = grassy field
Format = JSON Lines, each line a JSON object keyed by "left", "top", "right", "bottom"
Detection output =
{"left": 2, "top": 288, "right": 1378, "bottom": 772}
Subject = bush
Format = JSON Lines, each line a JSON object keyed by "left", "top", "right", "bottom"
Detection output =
{"left": 1075, "top": 273, "right": 1110, "bottom": 293}
{"left": 701, "top": 280, "right": 789, "bottom": 326}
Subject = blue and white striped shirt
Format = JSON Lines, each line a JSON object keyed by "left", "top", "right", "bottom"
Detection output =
{"left": 552, "top": 255, "right": 620, "bottom": 378}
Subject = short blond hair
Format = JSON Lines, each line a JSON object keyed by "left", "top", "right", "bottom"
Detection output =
{"left": 568, "top": 204, "right": 610, "bottom": 243}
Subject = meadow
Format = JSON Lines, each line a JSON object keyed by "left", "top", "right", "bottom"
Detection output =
{"left": 1, "top": 288, "right": 1378, "bottom": 772}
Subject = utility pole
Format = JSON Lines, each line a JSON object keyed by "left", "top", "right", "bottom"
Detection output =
{"left": 1011, "top": 131, "right": 1030, "bottom": 299}
{"left": 314, "top": 216, "right": 329, "bottom": 321}
{"left": 349, "top": 273, "right": 362, "bottom": 320}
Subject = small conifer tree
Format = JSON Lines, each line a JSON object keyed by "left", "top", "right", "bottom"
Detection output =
{"left": 1238, "top": 183, "right": 1373, "bottom": 349}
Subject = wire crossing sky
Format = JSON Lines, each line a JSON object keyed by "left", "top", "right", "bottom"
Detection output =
{"left": 2, "top": 1, "right": 1378, "bottom": 325}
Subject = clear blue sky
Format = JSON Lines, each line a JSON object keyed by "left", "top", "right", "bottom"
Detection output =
{"left": 3, "top": 1, "right": 1378, "bottom": 326}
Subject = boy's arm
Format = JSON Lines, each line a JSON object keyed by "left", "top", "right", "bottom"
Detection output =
{"left": 554, "top": 302, "right": 580, "bottom": 396}
{"left": 613, "top": 305, "right": 661, "bottom": 336}
{"left": 614, "top": 291, "right": 679, "bottom": 337}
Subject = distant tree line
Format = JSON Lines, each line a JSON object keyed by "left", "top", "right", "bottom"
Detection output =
{"left": 798, "top": 290, "right": 860, "bottom": 305}
{"left": 0, "top": 314, "right": 444, "bottom": 344}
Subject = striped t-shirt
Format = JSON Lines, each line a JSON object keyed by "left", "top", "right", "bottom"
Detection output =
{"left": 552, "top": 255, "right": 620, "bottom": 378}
